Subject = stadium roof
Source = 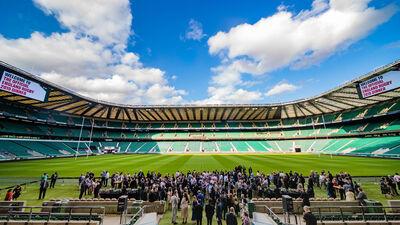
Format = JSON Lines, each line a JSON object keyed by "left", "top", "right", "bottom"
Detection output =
{"left": 0, "top": 60, "right": 400, "bottom": 121}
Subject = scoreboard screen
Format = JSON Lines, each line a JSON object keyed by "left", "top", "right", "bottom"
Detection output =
{"left": 357, "top": 70, "right": 400, "bottom": 99}
{"left": 0, "top": 70, "right": 48, "bottom": 102}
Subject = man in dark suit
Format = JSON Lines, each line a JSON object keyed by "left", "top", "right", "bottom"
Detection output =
{"left": 303, "top": 206, "right": 317, "bottom": 225}
{"left": 38, "top": 180, "right": 49, "bottom": 200}
{"left": 50, "top": 172, "right": 58, "bottom": 188}
{"left": 205, "top": 200, "right": 215, "bottom": 225}
{"left": 216, "top": 199, "right": 223, "bottom": 225}
{"left": 225, "top": 207, "right": 237, "bottom": 225}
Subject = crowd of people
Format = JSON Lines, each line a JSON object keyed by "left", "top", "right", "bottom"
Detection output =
{"left": 380, "top": 173, "right": 400, "bottom": 197}
{"left": 4, "top": 166, "right": 399, "bottom": 225}
{"left": 3, "top": 172, "right": 58, "bottom": 201}
{"left": 75, "top": 166, "right": 375, "bottom": 224}
{"left": 4, "top": 185, "right": 21, "bottom": 201}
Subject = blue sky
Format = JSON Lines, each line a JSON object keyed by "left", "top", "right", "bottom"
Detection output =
{"left": 0, "top": 0, "right": 399, "bottom": 105}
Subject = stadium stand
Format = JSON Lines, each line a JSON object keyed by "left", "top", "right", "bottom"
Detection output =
{"left": 0, "top": 61, "right": 400, "bottom": 159}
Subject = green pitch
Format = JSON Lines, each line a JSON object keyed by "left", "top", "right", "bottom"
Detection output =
{"left": 0, "top": 153, "right": 399, "bottom": 177}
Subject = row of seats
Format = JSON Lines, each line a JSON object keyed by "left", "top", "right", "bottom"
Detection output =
{"left": 2, "top": 135, "right": 399, "bottom": 159}
{"left": 1, "top": 101, "right": 400, "bottom": 131}
{"left": 91, "top": 137, "right": 400, "bottom": 155}
{"left": 1, "top": 118, "right": 399, "bottom": 140}
{"left": 0, "top": 140, "right": 92, "bottom": 159}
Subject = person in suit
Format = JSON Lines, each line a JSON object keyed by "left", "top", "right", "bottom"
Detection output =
{"left": 303, "top": 206, "right": 317, "bottom": 225}
{"left": 171, "top": 191, "right": 180, "bottom": 224}
{"left": 205, "top": 200, "right": 215, "bottom": 225}
{"left": 192, "top": 196, "right": 198, "bottom": 222}
{"left": 38, "top": 180, "right": 49, "bottom": 200}
{"left": 93, "top": 179, "right": 102, "bottom": 198}
{"left": 79, "top": 178, "right": 86, "bottom": 199}
{"left": 216, "top": 199, "right": 223, "bottom": 225}
{"left": 356, "top": 187, "right": 368, "bottom": 206}
{"left": 50, "top": 172, "right": 58, "bottom": 188}
{"left": 194, "top": 199, "right": 203, "bottom": 225}
{"left": 226, "top": 207, "right": 237, "bottom": 225}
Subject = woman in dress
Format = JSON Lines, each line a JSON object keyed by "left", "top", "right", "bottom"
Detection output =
{"left": 181, "top": 193, "right": 189, "bottom": 224}
{"left": 166, "top": 187, "right": 173, "bottom": 210}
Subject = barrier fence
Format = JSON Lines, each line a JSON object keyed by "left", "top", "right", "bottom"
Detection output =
{"left": 0, "top": 205, "right": 105, "bottom": 224}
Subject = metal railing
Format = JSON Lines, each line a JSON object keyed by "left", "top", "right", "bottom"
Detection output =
{"left": 124, "top": 206, "right": 144, "bottom": 225}
{"left": 0, "top": 205, "right": 105, "bottom": 225}
{"left": 299, "top": 206, "right": 400, "bottom": 223}
{"left": 262, "top": 205, "right": 400, "bottom": 225}
{"left": 263, "top": 205, "right": 288, "bottom": 225}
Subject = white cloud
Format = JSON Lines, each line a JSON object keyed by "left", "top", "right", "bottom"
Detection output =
{"left": 144, "top": 84, "right": 187, "bottom": 105}
{"left": 384, "top": 40, "right": 400, "bottom": 49}
{"left": 203, "top": 0, "right": 397, "bottom": 104}
{"left": 41, "top": 72, "right": 139, "bottom": 103}
{"left": 0, "top": 0, "right": 186, "bottom": 105}
{"left": 33, "top": 0, "right": 132, "bottom": 48}
{"left": 209, "top": 0, "right": 397, "bottom": 73}
{"left": 266, "top": 82, "right": 300, "bottom": 96}
{"left": 0, "top": 32, "right": 113, "bottom": 78}
{"left": 193, "top": 85, "right": 262, "bottom": 104}
{"left": 183, "top": 19, "right": 206, "bottom": 41}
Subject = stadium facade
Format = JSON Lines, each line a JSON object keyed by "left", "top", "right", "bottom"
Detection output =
{"left": 0, "top": 60, "right": 400, "bottom": 160}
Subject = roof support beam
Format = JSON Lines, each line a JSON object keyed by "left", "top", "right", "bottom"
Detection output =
{"left": 249, "top": 108, "right": 265, "bottom": 120}
{"left": 314, "top": 100, "right": 343, "bottom": 111}
{"left": 308, "top": 101, "right": 328, "bottom": 114}
{"left": 106, "top": 107, "right": 112, "bottom": 119}
{"left": 153, "top": 109, "right": 165, "bottom": 121}
{"left": 175, "top": 109, "right": 184, "bottom": 121}
{"left": 143, "top": 110, "right": 156, "bottom": 121}
{"left": 80, "top": 105, "right": 97, "bottom": 116}
{"left": 245, "top": 108, "right": 261, "bottom": 120}
{"left": 124, "top": 108, "right": 132, "bottom": 121}
{"left": 133, "top": 109, "right": 139, "bottom": 121}
{"left": 184, "top": 108, "right": 190, "bottom": 121}
{"left": 226, "top": 108, "right": 237, "bottom": 120}
{"left": 62, "top": 103, "right": 90, "bottom": 113}
{"left": 297, "top": 103, "right": 313, "bottom": 116}
{"left": 263, "top": 107, "right": 271, "bottom": 120}
{"left": 325, "top": 97, "right": 359, "bottom": 108}
{"left": 115, "top": 108, "right": 122, "bottom": 120}
{"left": 89, "top": 106, "right": 105, "bottom": 117}
{"left": 282, "top": 106, "right": 289, "bottom": 119}
{"left": 137, "top": 110, "right": 150, "bottom": 121}
{"left": 221, "top": 107, "right": 229, "bottom": 121}
{"left": 48, "top": 100, "right": 80, "bottom": 111}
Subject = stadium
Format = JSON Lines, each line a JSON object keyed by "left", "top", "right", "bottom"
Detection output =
{"left": 1, "top": 60, "right": 400, "bottom": 159}
{"left": 0, "top": 0, "right": 400, "bottom": 225}
{"left": 0, "top": 60, "right": 400, "bottom": 224}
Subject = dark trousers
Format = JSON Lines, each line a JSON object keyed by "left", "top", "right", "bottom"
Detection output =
{"left": 39, "top": 187, "right": 47, "bottom": 199}
{"left": 207, "top": 217, "right": 212, "bottom": 225}
{"left": 50, "top": 179, "right": 56, "bottom": 188}
{"left": 222, "top": 207, "right": 227, "bottom": 219}
{"left": 79, "top": 186, "right": 86, "bottom": 199}
{"left": 217, "top": 219, "right": 222, "bottom": 225}
{"left": 196, "top": 218, "right": 202, "bottom": 225}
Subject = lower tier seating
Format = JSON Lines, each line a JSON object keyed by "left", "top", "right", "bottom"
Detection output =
{"left": 0, "top": 135, "right": 399, "bottom": 160}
